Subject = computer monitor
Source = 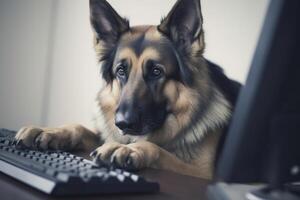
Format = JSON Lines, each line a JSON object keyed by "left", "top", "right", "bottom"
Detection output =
{"left": 215, "top": 0, "right": 300, "bottom": 190}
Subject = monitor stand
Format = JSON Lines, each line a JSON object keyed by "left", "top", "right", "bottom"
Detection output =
{"left": 207, "top": 183, "right": 300, "bottom": 200}
{"left": 247, "top": 186, "right": 300, "bottom": 200}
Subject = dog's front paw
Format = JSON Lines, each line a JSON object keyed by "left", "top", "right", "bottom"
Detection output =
{"left": 90, "top": 141, "right": 160, "bottom": 170}
{"left": 15, "top": 125, "right": 89, "bottom": 151}
{"left": 90, "top": 142, "right": 143, "bottom": 170}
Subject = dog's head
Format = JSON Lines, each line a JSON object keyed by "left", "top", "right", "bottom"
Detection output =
{"left": 90, "top": 0, "right": 207, "bottom": 137}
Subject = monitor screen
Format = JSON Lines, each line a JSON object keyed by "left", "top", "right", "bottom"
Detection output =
{"left": 216, "top": 0, "right": 300, "bottom": 186}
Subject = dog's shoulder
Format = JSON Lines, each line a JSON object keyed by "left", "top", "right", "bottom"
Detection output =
{"left": 206, "top": 60, "right": 242, "bottom": 107}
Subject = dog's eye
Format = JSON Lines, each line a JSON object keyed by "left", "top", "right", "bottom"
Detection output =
{"left": 149, "top": 64, "right": 164, "bottom": 79}
{"left": 152, "top": 68, "right": 162, "bottom": 77}
{"left": 116, "top": 66, "right": 126, "bottom": 77}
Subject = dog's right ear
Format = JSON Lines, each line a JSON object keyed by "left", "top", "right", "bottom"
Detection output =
{"left": 90, "top": 0, "right": 129, "bottom": 45}
{"left": 90, "top": 0, "right": 129, "bottom": 83}
{"left": 158, "top": 0, "right": 204, "bottom": 56}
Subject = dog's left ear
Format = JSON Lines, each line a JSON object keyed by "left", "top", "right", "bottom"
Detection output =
{"left": 90, "top": 0, "right": 129, "bottom": 45}
{"left": 158, "top": 0, "right": 204, "bottom": 54}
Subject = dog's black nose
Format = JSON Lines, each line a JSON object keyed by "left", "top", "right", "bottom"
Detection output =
{"left": 115, "top": 112, "right": 137, "bottom": 131}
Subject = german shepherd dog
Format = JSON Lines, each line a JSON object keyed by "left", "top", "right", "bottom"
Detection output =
{"left": 15, "top": 0, "right": 240, "bottom": 179}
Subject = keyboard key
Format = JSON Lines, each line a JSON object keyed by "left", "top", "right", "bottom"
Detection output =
{"left": 130, "top": 174, "right": 139, "bottom": 182}
{"left": 109, "top": 171, "right": 117, "bottom": 177}
{"left": 56, "top": 173, "right": 69, "bottom": 182}
{"left": 4, "top": 140, "right": 10, "bottom": 145}
{"left": 45, "top": 168, "right": 57, "bottom": 177}
{"left": 123, "top": 171, "right": 130, "bottom": 177}
{"left": 117, "top": 174, "right": 125, "bottom": 182}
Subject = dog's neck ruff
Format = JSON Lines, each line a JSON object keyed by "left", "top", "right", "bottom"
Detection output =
{"left": 169, "top": 88, "right": 232, "bottom": 161}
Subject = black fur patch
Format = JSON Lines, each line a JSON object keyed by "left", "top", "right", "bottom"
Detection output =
{"left": 99, "top": 46, "right": 118, "bottom": 83}
{"left": 206, "top": 60, "right": 241, "bottom": 107}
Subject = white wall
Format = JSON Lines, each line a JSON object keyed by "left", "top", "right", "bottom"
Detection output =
{"left": 0, "top": 0, "right": 269, "bottom": 130}
{"left": 202, "top": 0, "right": 270, "bottom": 82}
{"left": 44, "top": 0, "right": 99, "bottom": 128}
{"left": 0, "top": 0, "right": 54, "bottom": 129}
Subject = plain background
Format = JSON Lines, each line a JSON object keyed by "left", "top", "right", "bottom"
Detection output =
{"left": 0, "top": 0, "right": 270, "bottom": 130}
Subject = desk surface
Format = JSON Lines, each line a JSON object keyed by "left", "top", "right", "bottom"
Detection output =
{"left": 0, "top": 168, "right": 209, "bottom": 200}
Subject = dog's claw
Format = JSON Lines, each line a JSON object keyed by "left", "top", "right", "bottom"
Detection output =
{"left": 93, "top": 153, "right": 103, "bottom": 164}
{"left": 89, "top": 150, "right": 97, "bottom": 157}
{"left": 126, "top": 156, "right": 132, "bottom": 165}
{"left": 110, "top": 156, "right": 116, "bottom": 164}
{"left": 110, "top": 156, "right": 119, "bottom": 169}
{"left": 16, "top": 139, "right": 21, "bottom": 146}
{"left": 125, "top": 155, "right": 134, "bottom": 169}
{"left": 34, "top": 137, "right": 41, "bottom": 149}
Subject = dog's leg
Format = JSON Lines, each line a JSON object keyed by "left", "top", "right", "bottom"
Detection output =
{"left": 151, "top": 145, "right": 212, "bottom": 179}
{"left": 15, "top": 124, "right": 100, "bottom": 152}
{"left": 91, "top": 141, "right": 211, "bottom": 178}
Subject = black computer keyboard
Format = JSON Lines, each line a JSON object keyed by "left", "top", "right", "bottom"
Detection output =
{"left": 0, "top": 130, "right": 159, "bottom": 196}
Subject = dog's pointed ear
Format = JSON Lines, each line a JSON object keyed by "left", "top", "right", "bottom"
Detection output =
{"left": 158, "top": 0, "right": 204, "bottom": 50}
{"left": 90, "top": 0, "right": 129, "bottom": 44}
